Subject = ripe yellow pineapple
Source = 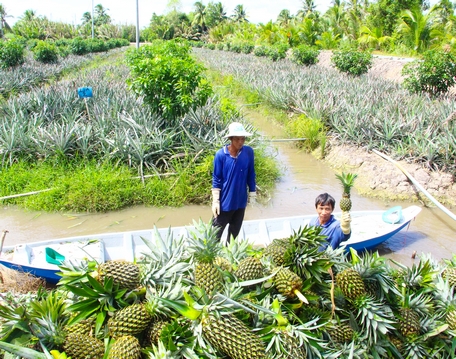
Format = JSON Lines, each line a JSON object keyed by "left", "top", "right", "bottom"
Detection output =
{"left": 335, "top": 172, "right": 358, "bottom": 211}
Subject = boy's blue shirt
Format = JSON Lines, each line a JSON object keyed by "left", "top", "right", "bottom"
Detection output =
{"left": 309, "top": 215, "right": 351, "bottom": 249}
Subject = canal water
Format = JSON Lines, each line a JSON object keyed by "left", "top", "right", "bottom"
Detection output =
{"left": 1, "top": 109, "right": 455, "bottom": 267}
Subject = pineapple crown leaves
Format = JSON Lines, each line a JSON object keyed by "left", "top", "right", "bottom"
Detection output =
{"left": 56, "top": 259, "right": 98, "bottom": 287}
{"left": 283, "top": 226, "right": 334, "bottom": 283}
{"left": 220, "top": 236, "right": 256, "bottom": 264}
{"left": 145, "top": 276, "right": 188, "bottom": 318}
{"left": 390, "top": 257, "right": 437, "bottom": 292}
{"left": 335, "top": 172, "right": 358, "bottom": 193}
{"left": 0, "top": 341, "right": 48, "bottom": 359}
{"left": 186, "top": 220, "right": 222, "bottom": 263}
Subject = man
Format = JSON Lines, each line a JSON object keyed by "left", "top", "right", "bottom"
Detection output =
{"left": 211, "top": 122, "right": 256, "bottom": 241}
{"left": 310, "top": 193, "right": 352, "bottom": 249}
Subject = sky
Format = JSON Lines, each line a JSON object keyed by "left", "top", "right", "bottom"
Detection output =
{"left": 2, "top": 0, "right": 333, "bottom": 29}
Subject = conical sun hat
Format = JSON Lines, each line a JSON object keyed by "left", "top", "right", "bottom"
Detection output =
{"left": 224, "top": 122, "right": 252, "bottom": 137}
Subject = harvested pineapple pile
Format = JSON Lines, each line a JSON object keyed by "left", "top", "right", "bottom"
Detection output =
{"left": 1, "top": 221, "right": 456, "bottom": 359}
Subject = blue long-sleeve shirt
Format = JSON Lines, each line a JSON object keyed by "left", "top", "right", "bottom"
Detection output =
{"left": 212, "top": 145, "right": 256, "bottom": 212}
{"left": 309, "top": 215, "right": 351, "bottom": 249}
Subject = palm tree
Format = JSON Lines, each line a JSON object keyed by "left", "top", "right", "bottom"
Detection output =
{"left": 192, "top": 1, "right": 207, "bottom": 32}
{"left": 358, "top": 25, "right": 392, "bottom": 50}
{"left": 297, "top": 0, "right": 317, "bottom": 19}
{"left": 396, "top": 6, "right": 440, "bottom": 53}
{"left": 208, "top": 2, "right": 227, "bottom": 25}
{"left": 231, "top": 4, "right": 248, "bottom": 23}
{"left": 94, "top": 4, "right": 111, "bottom": 25}
{"left": 81, "top": 12, "right": 92, "bottom": 25}
{"left": 277, "top": 9, "right": 293, "bottom": 26}
{"left": 0, "top": 4, "right": 12, "bottom": 38}
{"left": 20, "top": 9, "right": 37, "bottom": 22}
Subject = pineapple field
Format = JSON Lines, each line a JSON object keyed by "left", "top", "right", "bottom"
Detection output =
{"left": 1, "top": 222, "right": 456, "bottom": 358}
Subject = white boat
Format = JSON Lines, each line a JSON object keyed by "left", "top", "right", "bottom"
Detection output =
{"left": 0, "top": 205, "right": 422, "bottom": 284}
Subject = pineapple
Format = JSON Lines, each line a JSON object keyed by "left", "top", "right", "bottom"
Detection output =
{"left": 201, "top": 314, "right": 266, "bottom": 359}
{"left": 327, "top": 322, "right": 355, "bottom": 343}
{"left": 234, "top": 256, "right": 264, "bottom": 281}
{"left": 214, "top": 256, "right": 233, "bottom": 272}
{"left": 107, "top": 335, "right": 141, "bottom": 359}
{"left": 263, "top": 239, "right": 288, "bottom": 266}
{"left": 442, "top": 266, "right": 456, "bottom": 287}
{"left": 274, "top": 267, "right": 305, "bottom": 301}
{"left": 397, "top": 307, "right": 421, "bottom": 336}
{"left": 336, "top": 267, "right": 366, "bottom": 300}
{"left": 146, "top": 319, "right": 170, "bottom": 345}
{"left": 335, "top": 172, "right": 357, "bottom": 211}
{"left": 187, "top": 221, "right": 224, "bottom": 294}
{"left": 63, "top": 333, "right": 105, "bottom": 359}
{"left": 65, "top": 317, "right": 94, "bottom": 336}
{"left": 108, "top": 303, "right": 152, "bottom": 337}
{"left": 97, "top": 260, "right": 140, "bottom": 290}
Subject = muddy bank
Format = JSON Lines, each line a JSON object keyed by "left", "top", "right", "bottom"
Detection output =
{"left": 321, "top": 143, "right": 456, "bottom": 207}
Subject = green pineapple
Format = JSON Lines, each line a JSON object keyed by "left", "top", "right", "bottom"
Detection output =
{"left": 187, "top": 221, "right": 224, "bottom": 294}
{"left": 214, "top": 256, "right": 233, "bottom": 272}
{"left": 63, "top": 333, "right": 105, "bottom": 359}
{"left": 335, "top": 172, "right": 357, "bottom": 211}
{"left": 201, "top": 314, "right": 266, "bottom": 359}
{"left": 274, "top": 267, "right": 307, "bottom": 302}
{"left": 97, "top": 260, "right": 140, "bottom": 290}
{"left": 263, "top": 239, "right": 288, "bottom": 266}
{"left": 327, "top": 322, "right": 355, "bottom": 343}
{"left": 336, "top": 267, "right": 366, "bottom": 300}
{"left": 442, "top": 266, "right": 456, "bottom": 287}
{"left": 108, "top": 303, "right": 152, "bottom": 337}
{"left": 146, "top": 319, "right": 170, "bottom": 345}
{"left": 65, "top": 317, "right": 94, "bottom": 336}
{"left": 234, "top": 256, "right": 264, "bottom": 281}
{"left": 397, "top": 307, "right": 421, "bottom": 337}
{"left": 107, "top": 335, "right": 142, "bottom": 359}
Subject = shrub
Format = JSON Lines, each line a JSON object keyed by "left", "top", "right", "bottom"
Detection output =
{"left": 285, "top": 114, "right": 325, "bottom": 152}
{"left": 266, "top": 46, "right": 286, "bottom": 62}
{"left": 0, "top": 39, "right": 25, "bottom": 68}
{"left": 125, "top": 39, "right": 213, "bottom": 123}
{"left": 240, "top": 42, "right": 254, "bottom": 54}
{"left": 291, "top": 45, "right": 320, "bottom": 66}
{"left": 69, "top": 37, "right": 88, "bottom": 55}
{"left": 33, "top": 40, "right": 59, "bottom": 64}
{"left": 402, "top": 49, "right": 456, "bottom": 96}
{"left": 205, "top": 43, "right": 216, "bottom": 50}
{"left": 216, "top": 42, "right": 224, "bottom": 50}
{"left": 331, "top": 49, "right": 373, "bottom": 76}
{"left": 86, "top": 39, "right": 108, "bottom": 53}
{"left": 253, "top": 45, "right": 268, "bottom": 57}
{"left": 230, "top": 43, "right": 242, "bottom": 53}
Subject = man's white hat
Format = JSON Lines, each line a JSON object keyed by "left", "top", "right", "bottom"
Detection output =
{"left": 224, "top": 122, "right": 252, "bottom": 138}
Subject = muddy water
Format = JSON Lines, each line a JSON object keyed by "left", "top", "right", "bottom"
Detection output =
{"left": 1, "top": 112, "right": 455, "bottom": 267}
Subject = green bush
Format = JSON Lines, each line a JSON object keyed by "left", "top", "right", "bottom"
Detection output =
{"left": 0, "top": 39, "right": 25, "bottom": 68}
{"left": 285, "top": 114, "right": 326, "bottom": 152}
{"left": 253, "top": 45, "right": 268, "bottom": 57}
{"left": 266, "top": 46, "right": 286, "bottom": 62}
{"left": 331, "top": 49, "right": 373, "bottom": 76}
{"left": 216, "top": 42, "right": 224, "bottom": 50}
{"left": 240, "top": 42, "right": 254, "bottom": 54}
{"left": 126, "top": 39, "right": 213, "bottom": 123}
{"left": 402, "top": 49, "right": 456, "bottom": 96}
{"left": 33, "top": 40, "right": 59, "bottom": 63}
{"left": 205, "top": 43, "right": 216, "bottom": 50}
{"left": 291, "top": 45, "right": 320, "bottom": 66}
{"left": 86, "top": 38, "right": 108, "bottom": 53}
{"left": 230, "top": 43, "right": 242, "bottom": 53}
{"left": 69, "top": 37, "right": 88, "bottom": 55}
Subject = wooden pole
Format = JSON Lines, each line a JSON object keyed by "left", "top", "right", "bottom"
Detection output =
{"left": 372, "top": 149, "right": 456, "bottom": 221}
{"left": 0, "top": 230, "right": 8, "bottom": 253}
{"left": 0, "top": 188, "right": 52, "bottom": 200}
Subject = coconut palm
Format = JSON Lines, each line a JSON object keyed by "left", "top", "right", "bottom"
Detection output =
{"left": 231, "top": 4, "right": 248, "bottom": 23}
{"left": 358, "top": 25, "right": 392, "bottom": 50}
{"left": 276, "top": 9, "right": 293, "bottom": 26}
{"left": 20, "top": 9, "right": 37, "bottom": 21}
{"left": 94, "top": 4, "right": 110, "bottom": 25}
{"left": 81, "top": 11, "right": 91, "bottom": 25}
{"left": 297, "top": 0, "right": 317, "bottom": 19}
{"left": 206, "top": 2, "right": 227, "bottom": 27}
{"left": 0, "top": 4, "right": 12, "bottom": 38}
{"left": 396, "top": 6, "right": 440, "bottom": 53}
{"left": 192, "top": 1, "right": 207, "bottom": 32}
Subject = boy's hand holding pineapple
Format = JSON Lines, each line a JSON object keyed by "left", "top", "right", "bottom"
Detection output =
{"left": 336, "top": 172, "right": 358, "bottom": 235}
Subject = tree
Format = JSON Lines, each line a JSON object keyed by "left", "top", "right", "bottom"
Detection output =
{"left": 192, "top": 1, "right": 207, "bottom": 32}
{"left": 298, "top": 0, "right": 317, "bottom": 18}
{"left": 94, "top": 4, "right": 111, "bottom": 26}
{"left": 20, "top": 9, "right": 37, "bottom": 22}
{"left": 396, "top": 6, "right": 440, "bottom": 53}
{"left": 232, "top": 4, "right": 248, "bottom": 23}
{"left": 277, "top": 9, "right": 293, "bottom": 26}
{"left": 81, "top": 12, "right": 92, "bottom": 25}
{"left": 0, "top": 4, "right": 12, "bottom": 38}
{"left": 358, "top": 25, "right": 392, "bottom": 50}
{"left": 206, "top": 2, "right": 227, "bottom": 28}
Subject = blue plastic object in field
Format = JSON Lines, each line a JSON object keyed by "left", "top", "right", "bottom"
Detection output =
{"left": 45, "top": 247, "right": 65, "bottom": 265}
{"left": 77, "top": 87, "right": 93, "bottom": 98}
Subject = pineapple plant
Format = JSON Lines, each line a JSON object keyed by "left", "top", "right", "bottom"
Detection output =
{"left": 274, "top": 267, "right": 307, "bottom": 302}
{"left": 107, "top": 335, "right": 142, "bottom": 359}
{"left": 187, "top": 221, "right": 224, "bottom": 294}
{"left": 335, "top": 172, "right": 357, "bottom": 211}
